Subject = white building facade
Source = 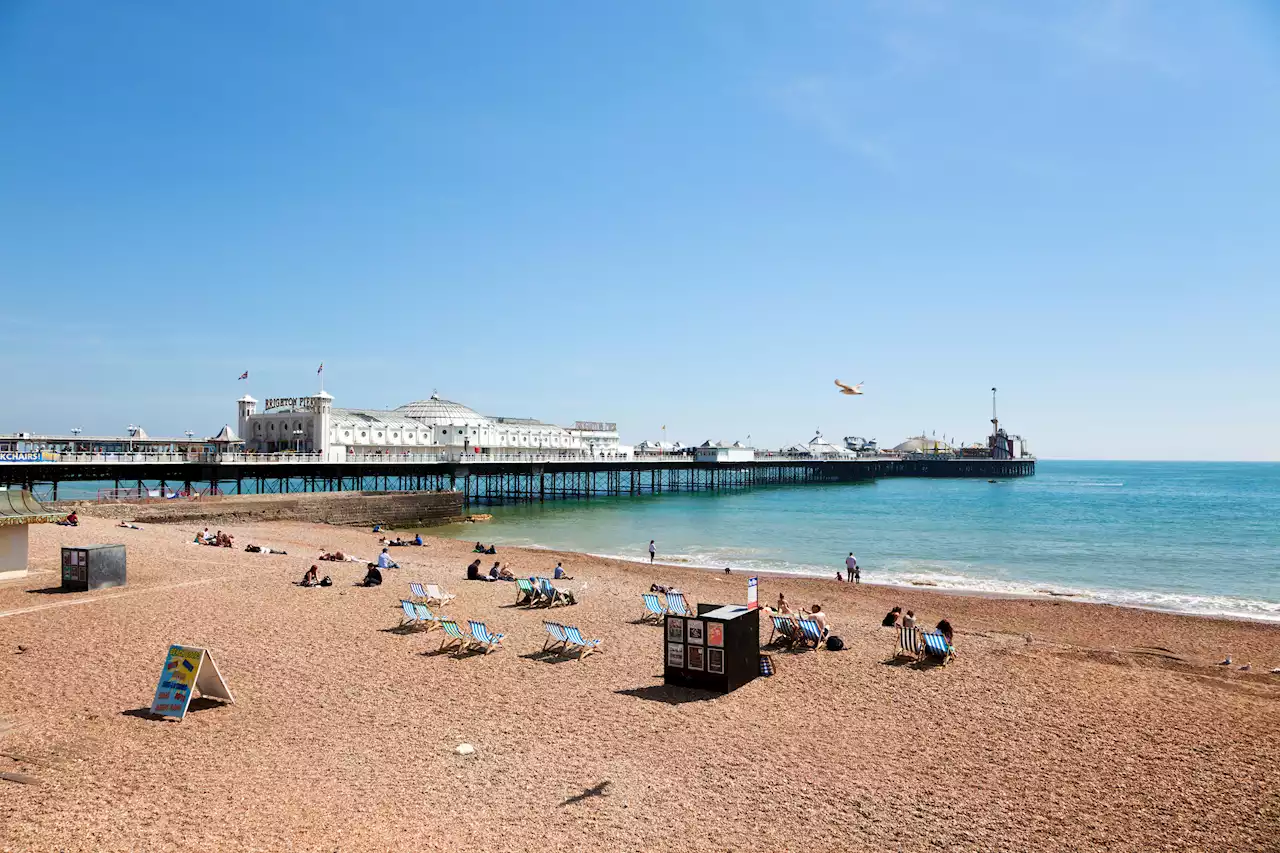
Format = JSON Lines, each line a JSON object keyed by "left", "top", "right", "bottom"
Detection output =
{"left": 237, "top": 392, "right": 631, "bottom": 462}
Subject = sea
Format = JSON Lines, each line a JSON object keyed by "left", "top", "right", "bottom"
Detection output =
{"left": 434, "top": 461, "right": 1280, "bottom": 623}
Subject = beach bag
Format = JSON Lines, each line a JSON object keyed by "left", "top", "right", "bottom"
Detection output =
{"left": 320, "top": 576, "right": 332, "bottom": 587}
{"left": 826, "top": 635, "right": 844, "bottom": 651}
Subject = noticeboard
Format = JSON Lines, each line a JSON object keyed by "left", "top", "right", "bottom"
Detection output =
{"left": 149, "top": 645, "right": 235, "bottom": 720}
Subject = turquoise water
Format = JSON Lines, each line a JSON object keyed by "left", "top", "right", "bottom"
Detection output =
{"left": 436, "top": 461, "right": 1280, "bottom": 622}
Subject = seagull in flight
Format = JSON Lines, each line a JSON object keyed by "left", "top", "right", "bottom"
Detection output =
{"left": 834, "top": 379, "right": 865, "bottom": 396}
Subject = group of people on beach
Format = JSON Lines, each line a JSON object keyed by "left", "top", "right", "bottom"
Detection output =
{"left": 763, "top": 593, "right": 833, "bottom": 638}
{"left": 383, "top": 534, "right": 423, "bottom": 547}
{"left": 193, "top": 528, "right": 234, "bottom": 548}
{"left": 883, "top": 606, "right": 953, "bottom": 643}
{"left": 473, "top": 542, "right": 497, "bottom": 554}
{"left": 56, "top": 511, "right": 79, "bottom": 527}
{"left": 837, "top": 552, "right": 861, "bottom": 584}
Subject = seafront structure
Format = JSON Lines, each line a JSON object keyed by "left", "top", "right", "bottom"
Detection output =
{"left": 237, "top": 391, "right": 628, "bottom": 461}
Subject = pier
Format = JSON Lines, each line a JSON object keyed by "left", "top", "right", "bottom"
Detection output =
{"left": 0, "top": 453, "right": 1035, "bottom": 506}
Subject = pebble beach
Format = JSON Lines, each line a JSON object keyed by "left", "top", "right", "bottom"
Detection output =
{"left": 2, "top": 515, "right": 1278, "bottom": 852}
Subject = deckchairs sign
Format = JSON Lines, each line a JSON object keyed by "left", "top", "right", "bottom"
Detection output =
{"left": 150, "top": 645, "right": 235, "bottom": 720}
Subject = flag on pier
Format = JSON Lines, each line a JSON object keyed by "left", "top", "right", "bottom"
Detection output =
{"left": 317, "top": 363, "right": 324, "bottom": 375}
{"left": 237, "top": 371, "right": 249, "bottom": 381}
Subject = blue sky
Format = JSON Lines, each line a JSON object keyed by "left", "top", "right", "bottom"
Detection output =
{"left": 2, "top": 1, "right": 1277, "bottom": 460}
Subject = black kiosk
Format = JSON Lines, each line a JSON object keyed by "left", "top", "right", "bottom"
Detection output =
{"left": 61, "top": 545, "right": 127, "bottom": 592}
{"left": 664, "top": 604, "right": 759, "bottom": 693}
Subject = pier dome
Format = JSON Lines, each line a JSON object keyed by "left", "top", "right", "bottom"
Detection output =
{"left": 893, "top": 436, "right": 952, "bottom": 453}
{"left": 394, "top": 393, "right": 491, "bottom": 426}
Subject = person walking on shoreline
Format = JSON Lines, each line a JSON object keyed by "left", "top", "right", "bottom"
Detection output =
{"left": 845, "top": 553, "right": 859, "bottom": 584}
{"left": 649, "top": 540, "right": 656, "bottom": 563}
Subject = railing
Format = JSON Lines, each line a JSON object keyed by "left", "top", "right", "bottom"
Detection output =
{"left": 14, "top": 450, "right": 922, "bottom": 466}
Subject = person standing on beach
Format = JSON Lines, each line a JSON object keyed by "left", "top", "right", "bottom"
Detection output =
{"left": 649, "top": 540, "right": 656, "bottom": 563}
{"left": 845, "top": 553, "right": 858, "bottom": 583}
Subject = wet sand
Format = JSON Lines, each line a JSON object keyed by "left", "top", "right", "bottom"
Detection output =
{"left": 1, "top": 516, "right": 1278, "bottom": 852}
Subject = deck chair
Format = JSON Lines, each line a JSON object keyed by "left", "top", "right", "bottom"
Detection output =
{"left": 919, "top": 630, "right": 954, "bottom": 665}
{"left": 409, "top": 581, "right": 429, "bottom": 602}
{"left": 438, "top": 618, "right": 471, "bottom": 654}
{"left": 412, "top": 602, "right": 441, "bottom": 632}
{"left": 399, "top": 599, "right": 422, "bottom": 629}
{"left": 561, "top": 625, "right": 603, "bottom": 661}
{"left": 896, "top": 625, "right": 921, "bottom": 659}
{"left": 797, "top": 618, "right": 825, "bottom": 649}
{"left": 640, "top": 593, "right": 666, "bottom": 623}
{"left": 665, "top": 591, "right": 693, "bottom": 617}
{"left": 467, "top": 620, "right": 505, "bottom": 654}
{"left": 768, "top": 615, "right": 800, "bottom": 646}
{"left": 424, "top": 583, "right": 456, "bottom": 606}
{"left": 538, "top": 578, "right": 562, "bottom": 607}
{"left": 516, "top": 578, "right": 537, "bottom": 605}
{"left": 542, "top": 621, "right": 568, "bottom": 653}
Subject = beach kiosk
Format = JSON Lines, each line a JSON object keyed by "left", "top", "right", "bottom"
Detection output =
{"left": 60, "top": 544, "right": 127, "bottom": 592}
{"left": 664, "top": 604, "right": 760, "bottom": 693}
{"left": 0, "top": 489, "right": 67, "bottom": 583}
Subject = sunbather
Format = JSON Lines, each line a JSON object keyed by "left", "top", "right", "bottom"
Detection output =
{"left": 554, "top": 562, "right": 573, "bottom": 580}
{"left": 902, "top": 610, "right": 917, "bottom": 629}
{"left": 118, "top": 521, "right": 142, "bottom": 530}
{"left": 806, "top": 604, "right": 830, "bottom": 638}
{"left": 361, "top": 565, "right": 383, "bottom": 587}
{"left": 498, "top": 565, "right": 515, "bottom": 581}
{"left": 777, "top": 592, "right": 793, "bottom": 615}
{"left": 882, "top": 606, "right": 902, "bottom": 627}
{"left": 301, "top": 566, "right": 319, "bottom": 587}
{"left": 936, "top": 619, "right": 954, "bottom": 644}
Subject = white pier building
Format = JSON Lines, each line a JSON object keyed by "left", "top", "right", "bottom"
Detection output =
{"left": 237, "top": 392, "right": 629, "bottom": 462}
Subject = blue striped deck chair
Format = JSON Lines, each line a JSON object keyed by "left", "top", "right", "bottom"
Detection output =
{"left": 919, "top": 630, "right": 954, "bottom": 665}
{"left": 538, "top": 578, "right": 561, "bottom": 607}
{"left": 516, "top": 578, "right": 537, "bottom": 605}
{"left": 399, "top": 599, "right": 421, "bottom": 629}
{"left": 467, "top": 620, "right": 505, "bottom": 654}
{"left": 797, "top": 618, "right": 825, "bottom": 649}
{"left": 561, "top": 625, "right": 603, "bottom": 661}
{"left": 768, "top": 615, "right": 799, "bottom": 646}
{"left": 412, "top": 602, "right": 440, "bottom": 632}
{"left": 896, "top": 625, "right": 921, "bottom": 659}
{"left": 438, "top": 618, "right": 471, "bottom": 654}
{"left": 409, "top": 582, "right": 429, "bottom": 603}
{"left": 640, "top": 593, "right": 666, "bottom": 623}
{"left": 664, "top": 591, "right": 693, "bottom": 617}
{"left": 542, "top": 620, "right": 568, "bottom": 653}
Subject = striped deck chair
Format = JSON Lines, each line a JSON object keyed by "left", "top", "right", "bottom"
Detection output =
{"left": 896, "top": 625, "right": 921, "bottom": 659}
{"left": 538, "top": 578, "right": 562, "bottom": 607}
{"left": 542, "top": 621, "right": 568, "bottom": 653}
{"left": 409, "top": 582, "right": 429, "bottom": 603}
{"left": 768, "top": 615, "right": 799, "bottom": 646}
{"left": 640, "top": 593, "right": 666, "bottom": 623}
{"left": 399, "top": 599, "right": 422, "bottom": 629}
{"left": 467, "top": 620, "right": 505, "bottom": 654}
{"left": 797, "top": 618, "right": 825, "bottom": 649}
{"left": 561, "top": 625, "right": 603, "bottom": 661}
{"left": 665, "top": 591, "right": 693, "bottom": 617}
{"left": 438, "top": 618, "right": 471, "bottom": 654}
{"left": 425, "top": 584, "right": 456, "bottom": 606}
{"left": 516, "top": 578, "right": 537, "bottom": 605}
{"left": 919, "top": 630, "right": 954, "bottom": 665}
{"left": 412, "top": 602, "right": 441, "bottom": 632}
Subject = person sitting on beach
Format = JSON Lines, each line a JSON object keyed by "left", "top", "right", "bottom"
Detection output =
{"left": 301, "top": 565, "right": 319, "bottom": 587}
{"left": 776, "top": 593, "right": 793, "bottom": 615}
{"left": 498, "top": 564, "right": 515, "bottom": 581}
{"left": 554, "top": 562, "right": 572, "bottom": 580}
{"left": 935, "top": 619, "right": 954, "bottom": 644}
{"left": 372, "top": 524, "right": 382, "bottom": 533}
{"left": 882, "top": 606, "right": 902, "bottom": 627}
{"left": 489, "top": 561, "right": 502, "bottom": 580}
{"left": 361, "top": 564, "right": 383, "bottom": 587}
{"left": 58, "top": 511, "right": 79, "bottom": 527}
{"left": 474, "top": 541, "right": 485, "bottom": 553}
{"left": 467, "top": 558, "right": 484, "bottom": 581}
{"left": 377, "top": 548, "right": 398, "bottom": 570}
{"left": 485, "top": 544, "right": 497, "bottom": 555}
{"left": 836, "top": 571, "right": 843, "bottom": 582}
{"left": 413, "top": 534, "right": 423, "bottom": 546}
{"left": 807, "top": 604, "right": 830, "bottom": 638}
{"left": 200, "top": 527, "right": 214, "bottom": 543}
{"left": 902, "top": 610, "right": 917, "bottom": 629}
{"left": 650, "top": 583, "right": 671, "bottom": 594}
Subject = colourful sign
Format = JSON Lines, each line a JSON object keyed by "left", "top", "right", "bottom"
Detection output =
{"left": 747, "top": 576, "right": 759, "bottom": 609}
{"left": 707, "top": 623, "right": 724, "bottom": 648}
{"left": 0, "top": 451, "right": 58, "bottom": 462}
{"left": 149, "top": 645, "right": 234, "bottom": 720}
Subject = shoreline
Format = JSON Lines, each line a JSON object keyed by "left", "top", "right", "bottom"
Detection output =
{"left": 435, "top": 533, "right": 1280, "bottom": 627}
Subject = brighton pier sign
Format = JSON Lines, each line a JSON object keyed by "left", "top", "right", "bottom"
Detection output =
{"left": 263, "top": 397, "right": 316, "bottom": 412}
